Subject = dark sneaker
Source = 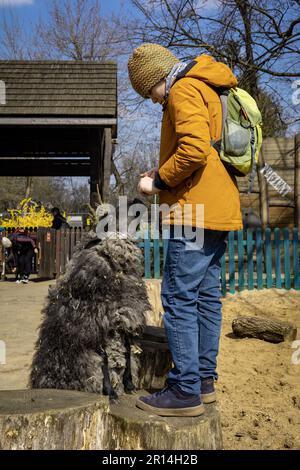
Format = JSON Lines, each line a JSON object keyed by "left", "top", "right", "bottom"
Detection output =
{"left": 201, "top": 377, "right": 216, "bottom": 404}
{"left": 136, "top": 384, "right": 204, "bottom": 417}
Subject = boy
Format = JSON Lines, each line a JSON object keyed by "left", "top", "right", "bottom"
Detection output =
{"left": 128, "top": 43, "right": 243, "bottom": 417}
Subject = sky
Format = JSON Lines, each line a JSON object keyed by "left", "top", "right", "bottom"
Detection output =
{"left": 0, "top": 0, "right": 219, "bottom": 23}
{"left": 0, "top": 0, "right": 134, "bottom": 17}
{"left": 0, "top": 0, "right": 131, "bottom": 33}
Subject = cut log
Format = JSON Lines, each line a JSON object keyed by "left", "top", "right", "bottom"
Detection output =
{"left": 232, "top": 316, "right": 297, "bottom": 343}
{"left": 0, "top": 389, "right": 223, "bottom": 450}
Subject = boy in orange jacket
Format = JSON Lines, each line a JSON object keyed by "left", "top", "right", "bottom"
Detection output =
{"left": 128, "top": 43, "right": 242, "bottom": 417}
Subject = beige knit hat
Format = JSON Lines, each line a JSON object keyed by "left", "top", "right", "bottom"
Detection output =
{"left": 128, "top": 43, "right": 180, "bottom": 98}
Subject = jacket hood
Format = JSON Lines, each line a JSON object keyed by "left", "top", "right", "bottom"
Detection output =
{"left": 185, "top": 55, "right": 238, "bottom": 89}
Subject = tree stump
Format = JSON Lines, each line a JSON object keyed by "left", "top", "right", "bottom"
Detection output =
{"left": 232, "top": 316, "right": 297, "bottom": 343}
{"left": 0, "top": 389, "right": 223, "bottom": 450}
{"left": 106, "top": 393, "right": 223, "bottom": 450}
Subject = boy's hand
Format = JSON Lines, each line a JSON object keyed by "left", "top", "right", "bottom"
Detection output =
{"left": 138, "top": 176, "right": 160, "bottom": 195}
{"left": 140, "top": 167, "right": 158, "bottom": 178}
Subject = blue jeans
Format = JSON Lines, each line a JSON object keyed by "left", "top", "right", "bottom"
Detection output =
{"left": 161, "top": 226, "right": 228, "bottom": 395}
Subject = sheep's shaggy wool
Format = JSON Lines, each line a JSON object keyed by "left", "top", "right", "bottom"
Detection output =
{"left": 30, "top": 231, "right": 151, "bottom": 398}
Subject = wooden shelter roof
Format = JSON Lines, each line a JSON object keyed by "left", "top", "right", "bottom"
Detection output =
{"left": 0, "top": 60, "right": 117, "bottom": 118}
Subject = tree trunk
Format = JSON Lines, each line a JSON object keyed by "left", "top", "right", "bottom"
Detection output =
{"left": 25, "top": 176, "right": 33, "bottom": 199}
{"left": 0, "top": 389, "right": 223, "bottom": 450}
{"left": 232, "top": 316, "right": 297, "bottom": 343}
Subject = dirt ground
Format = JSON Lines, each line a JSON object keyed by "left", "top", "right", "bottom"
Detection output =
{"left": 0, "top": 279, "right": 299, "bottom": 450}
{"left": 219, "top": 288, "right": 300, "bottom": 450}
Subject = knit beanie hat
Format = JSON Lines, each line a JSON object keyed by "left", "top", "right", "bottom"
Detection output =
{"left": 128, "top": 43, "right": 180, "bottom": 98}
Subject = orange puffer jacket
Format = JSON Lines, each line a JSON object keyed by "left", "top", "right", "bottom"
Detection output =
{"left": 158, "top": 54, "right": 243, "bottom": 231}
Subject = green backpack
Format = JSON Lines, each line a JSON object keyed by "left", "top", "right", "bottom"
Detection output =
{"left": 211, "top": 87, "right": 263, "bottom": 191}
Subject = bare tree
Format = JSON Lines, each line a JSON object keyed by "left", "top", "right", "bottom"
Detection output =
{"left": 125, "top": 0, "right": 300, "bottom": 135}
{"left": 0, "top": 9, "right": 37, "bottom": 59}
{"left": 34, "top": 0, "right": 116, "bottom": 61}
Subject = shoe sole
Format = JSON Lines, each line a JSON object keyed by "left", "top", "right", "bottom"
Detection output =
{"left": 136, "top": 398, "right": 205, "bottom": 417}
{"left": 201, "top": 391, "right": 216, "bottom": 404}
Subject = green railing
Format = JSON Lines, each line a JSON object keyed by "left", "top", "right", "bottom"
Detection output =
{"left": 138, "top": 227, "right": 300, "bottom": 295}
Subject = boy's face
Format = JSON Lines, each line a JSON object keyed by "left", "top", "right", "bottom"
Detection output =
{"left": 149, "top": 79, "right": 166, "bottom": 104}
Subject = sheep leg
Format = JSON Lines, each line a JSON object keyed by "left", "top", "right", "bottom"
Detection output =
{"left": 123, "top": 336, "right": 135, "bottom": 393}
{"left": 97, "top": 348, "right": 118, "bottom": 401}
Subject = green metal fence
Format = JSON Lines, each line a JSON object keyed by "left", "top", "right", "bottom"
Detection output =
{"left": 138, "top": 227, "right": 300, "bottom": 295}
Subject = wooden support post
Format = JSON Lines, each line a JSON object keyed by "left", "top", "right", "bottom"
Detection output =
{"left": 90, "top": 127, "right": 112, "bottom": 207}
{"left": 90, "top": 128, "right": 103, "bottom": 208}
{"left": 257, "top": 142, "right": 270, "bottom": 229}
{"left": 295, "top": 133, "right": 300, "bottom": 231}
{"left": 102, "top": 127, "right": 112, "bottom": 202}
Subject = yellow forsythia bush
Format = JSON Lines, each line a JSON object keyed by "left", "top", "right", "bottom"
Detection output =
{"left": 0, "top": 198, "right": 53, "bottom": 228}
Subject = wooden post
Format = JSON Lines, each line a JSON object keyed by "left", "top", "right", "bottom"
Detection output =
{"left": 295, "top": 133, "right": 300, "bottom": 231}
{"left": 274, "top": 227, "right": 282, "bottom": 289}
{"left": 237, "top": 229, "right": 244, "bottom": 291}
{"left": 228, "top": 231, "right": 235, "bottom": 294}
{"left": 247, "top": 229, "right": 254, "bottom": 290}
{"left": 102, "top": 127, "right": 112, "bottom": 202}
{"left": 257, "top": 142, "right": 269, "bottom": 229}
{"left": 90, "top": 128, "right": 103, "bottom": 209}
{"left": 90, "top": 127, "right": 112, "bottom": 207}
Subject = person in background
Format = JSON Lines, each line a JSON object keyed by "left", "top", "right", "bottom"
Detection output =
{"left": 11, "top": 228, "right": 38, "bottom": 284}
{"left": 51, "top": 207, "right": 70, "bottom": 230}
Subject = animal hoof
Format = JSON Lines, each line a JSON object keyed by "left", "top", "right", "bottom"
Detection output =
{"left": 108, "top": 389, "right": 119, "bottom": 401}
{"left": 124, "top": 384, "right": 136, "bottom": 394}
{"left": 109, "top": 395, "right": 120, "bottom": 405}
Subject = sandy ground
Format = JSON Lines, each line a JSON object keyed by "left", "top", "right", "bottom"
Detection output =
{"left": 0, "top": 279, "right": 299, "bottom": 450}
{"left": 219, "top": 289, "right": 300, "bottom": 450}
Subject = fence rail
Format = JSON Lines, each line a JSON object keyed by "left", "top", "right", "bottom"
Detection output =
{"left": 1, "top": 226, "right": 299, "bottom": 295}
{"left": 139, "top": 227, "right": 300, "bottom": 294}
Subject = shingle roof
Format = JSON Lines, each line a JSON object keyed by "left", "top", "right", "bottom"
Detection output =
{"left": 0, "top": 60, "right": 117, "bottom": 117}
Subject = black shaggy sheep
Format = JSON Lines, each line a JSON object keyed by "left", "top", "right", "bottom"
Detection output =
{"left": 30, "top": 228, "right": 152, "bottom": 400}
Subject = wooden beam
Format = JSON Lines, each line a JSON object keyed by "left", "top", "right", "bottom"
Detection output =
{"left": 269, "top": 200, "right": 295, "bottom": 208}
{"left": 257, "top": 142, "right": 270, "bottom": 229}
{"left": 0, "top": 159, "right": 91, "bottom": 176}
{"left": 0, "top": 118, "right": 116, "bottom": 126}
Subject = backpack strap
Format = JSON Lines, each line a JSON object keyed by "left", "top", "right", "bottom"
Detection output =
{"left": 247, "top": 128, "right": 257, "bottom": 193}
{"left": 210, "top": 91, "right": 229, "bottom": 154}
